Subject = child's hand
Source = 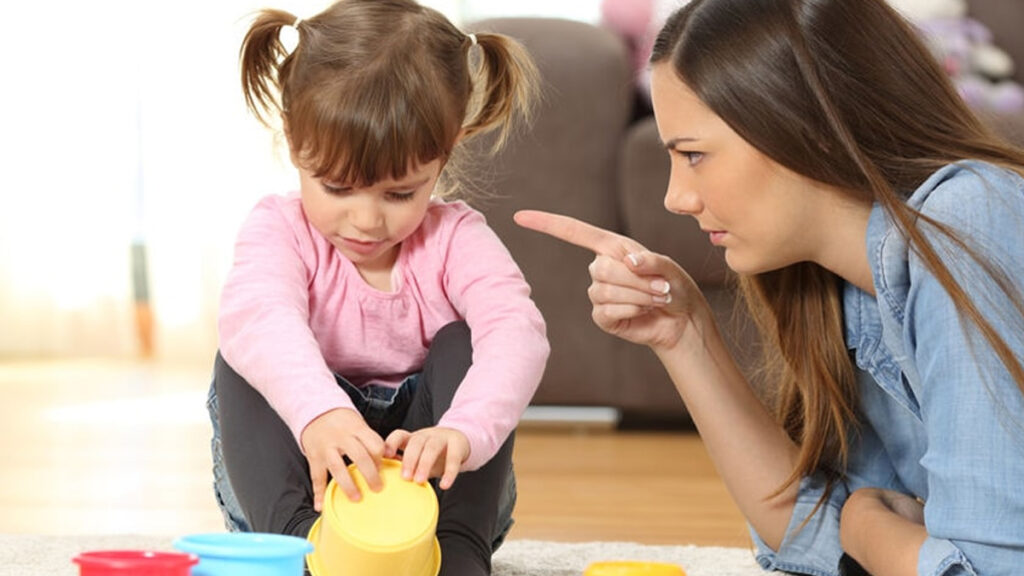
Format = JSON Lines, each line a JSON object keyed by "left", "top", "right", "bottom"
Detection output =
{"left": 383, "top": 427, "right": 470, "bottom": 490}
{"left": 300, "top": 408, "right": 385, "bottom": 508}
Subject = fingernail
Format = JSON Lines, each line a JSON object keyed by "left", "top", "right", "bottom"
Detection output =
{"left": 651, "top": 279, "right": 670, "bottom": 294}
{"left": 653, "top": 293, "right": 672, "bottom": 304}
{"left": 627, "top": 253, "right": 642, "bottom": 266}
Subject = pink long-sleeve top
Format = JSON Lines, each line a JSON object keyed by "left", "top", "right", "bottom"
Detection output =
{"left": 218, "top": 193, "right": 549, "bottom": 471}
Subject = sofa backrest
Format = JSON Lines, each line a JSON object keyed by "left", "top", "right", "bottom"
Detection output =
{"left": 967, "top": 0, "right": 1024, "bottom": 85}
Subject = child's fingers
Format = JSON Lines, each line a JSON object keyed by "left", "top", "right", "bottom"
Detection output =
{"left": 384, "top": 429, "right": 412, "bottom": 458}
{"left": 310, "top": 463, "right": 329, "bottom": 512}
{"left": 346, "top": 447, "right": 383, "bottom": 494}
{"left": 413, "top": 437, "right": 445, "bottom": 484}
{"left": 322, "top": 450, "right": 363, "bottom": 502}
{"left": 399, "top": 434, "right": 427, "bottom": 481}
{"left": 439, "top": 449, "right": 462, "bottom": 490}
{"left": 357, "top": 429, "right": 387, "bottom": 462}
{"left": 331, "top": 467, "right": 362, "bottom": 502}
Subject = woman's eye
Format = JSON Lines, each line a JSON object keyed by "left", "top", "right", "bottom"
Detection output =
{"left": 682, "top": 151, "right": 703, "bottom": 166}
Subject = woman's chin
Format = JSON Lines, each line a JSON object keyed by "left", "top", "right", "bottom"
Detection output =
{"left": 723, "top": 252, "right": 783, "bottom": 276}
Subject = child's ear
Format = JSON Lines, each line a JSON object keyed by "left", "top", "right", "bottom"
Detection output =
{"left": 287, "top": 144, "right": 301, "bottom": 170}
{"left": 282, "top": 117, "right": 300, "bottom": 169}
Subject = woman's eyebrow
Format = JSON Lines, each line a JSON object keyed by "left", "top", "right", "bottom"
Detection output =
{"left": 664, "top": 136, "right": 699, "bottom": 149}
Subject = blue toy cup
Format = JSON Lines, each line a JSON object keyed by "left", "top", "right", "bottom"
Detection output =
{"left": 173, "top": 532, "right": 313, "bottom": 576}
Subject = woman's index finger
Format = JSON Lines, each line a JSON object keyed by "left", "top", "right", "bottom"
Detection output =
{"left": 513, "top": 210, "right": 630, "bottom": 256}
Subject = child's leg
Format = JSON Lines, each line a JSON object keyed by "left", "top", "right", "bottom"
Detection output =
{"left": 207, "top": 379, "right": 250, "bottom": 532}
{"left": 212, "top": 352, "right": 319, "bottom": 538}
{"left": 402, "top": 321, "right": 518, "bottom": 576}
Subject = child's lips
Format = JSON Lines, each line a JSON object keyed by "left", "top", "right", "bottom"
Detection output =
{"left": 341, "top": 237, "right": 385, "bottom": 254}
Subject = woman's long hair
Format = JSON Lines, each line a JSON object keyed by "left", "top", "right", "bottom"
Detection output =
{"left": 651, "top": 0, "right": 1024, "bottom": 496}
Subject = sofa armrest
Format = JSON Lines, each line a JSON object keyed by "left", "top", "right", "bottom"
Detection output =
{"left": 464, "top": 17, "right": 638, "bottom": 405}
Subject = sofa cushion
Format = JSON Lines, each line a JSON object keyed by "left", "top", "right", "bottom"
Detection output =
{"left": 967, "top": 0, "right": 1024, "bottom": 85}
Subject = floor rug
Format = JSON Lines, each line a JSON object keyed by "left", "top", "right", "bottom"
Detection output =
{"left": 0, "top": 534, "right": 766, "bottom": 575}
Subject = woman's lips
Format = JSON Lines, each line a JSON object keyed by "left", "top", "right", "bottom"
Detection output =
{"left": 708, "top": 231, "right": 727, "bottom": 245}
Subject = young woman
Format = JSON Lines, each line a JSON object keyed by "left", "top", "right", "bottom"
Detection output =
{"left": 516, "top": 0, "right": 1024, "bottom": 574}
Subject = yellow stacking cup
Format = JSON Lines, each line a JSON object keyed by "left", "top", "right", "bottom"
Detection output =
{"left": 583, "top": 561, "right": 688, "bottom": 576}
{"left": 307, "top": 458, "right": 440, "bottom": 576}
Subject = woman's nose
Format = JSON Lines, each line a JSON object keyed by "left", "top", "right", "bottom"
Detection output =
{"left": 663, "top": 172, "right": 702, "bottom": 216}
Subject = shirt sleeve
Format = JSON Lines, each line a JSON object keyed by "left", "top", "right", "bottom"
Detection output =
{"left": 749, "top": 473, "right": 846, "bottom": 576}
{"left": 903, "top": 176, "right": 1024, "bottom": 576}
{"left": 750, "top": 379, "right": 909, "bottom": 576}
{"left": 217, "top": 196, "right": 355, "bottom": 449}
{"left": 432, "top": 205, "right": 550, "bottom": 471}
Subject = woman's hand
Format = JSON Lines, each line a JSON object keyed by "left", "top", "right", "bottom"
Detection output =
{"left": 840, "top": 488, "right": 927, "bottom": 576}
{"left": 300, "top": 408, "right": 385, "bottom": 508}
{"left": 384, "top": 427, "right": 470, "bottom": 490}
{"left": 514, "top": 210, "right": 708, "bottom": 352}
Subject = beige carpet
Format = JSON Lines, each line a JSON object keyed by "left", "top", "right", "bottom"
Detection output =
{"left": 0, "top": 534, "right": 767, "bottom": 575}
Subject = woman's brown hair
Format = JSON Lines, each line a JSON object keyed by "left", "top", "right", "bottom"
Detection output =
{"left": 651, "top": 0, "right": 1024, "bottom": 499}
{"left": 239, "top": 0, "right": 538, "bottom": 192}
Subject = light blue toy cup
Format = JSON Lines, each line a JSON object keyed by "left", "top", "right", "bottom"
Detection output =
{"left": 173, "top": 532, "right": 313, "bottom": 576}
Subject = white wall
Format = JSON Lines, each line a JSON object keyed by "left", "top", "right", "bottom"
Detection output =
{"left": 0, "top": 0, "right": 604, "bottom": 360}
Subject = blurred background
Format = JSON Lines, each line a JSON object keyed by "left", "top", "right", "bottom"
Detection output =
{"left": 0, "top": 0, "right": 750, "bottom": 544}
{"left": 0, "top": 0, "right": 604, "bottom": 364}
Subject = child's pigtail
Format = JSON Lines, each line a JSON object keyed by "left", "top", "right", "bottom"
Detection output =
{"left": 463, "top": 32, "right": 541, "bottom": 153}
{"left": 240, "top": 9, "right": 301, "bottom": 128}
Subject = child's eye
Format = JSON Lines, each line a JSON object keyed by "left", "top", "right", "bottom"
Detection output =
{"left": 387, "top": 191, "right": 417, "bottom": 202}
{"left": 321, "top": 182, "right": 351, "bottom": 195}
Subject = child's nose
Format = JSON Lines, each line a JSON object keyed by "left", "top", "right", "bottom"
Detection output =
{"left": 351, "top": 199, "right": 385, "bottom": 232}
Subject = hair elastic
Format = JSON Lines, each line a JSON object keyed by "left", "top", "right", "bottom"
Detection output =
{"left": 467, "top": 33, "right": 477, "bottom": 46}
{"left": 280, "top": 17, "right": 302, "bottom": 54}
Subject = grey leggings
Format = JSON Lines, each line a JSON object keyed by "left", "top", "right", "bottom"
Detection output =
{"left": 208, "top": 322, "right": 516, "bottom": 576}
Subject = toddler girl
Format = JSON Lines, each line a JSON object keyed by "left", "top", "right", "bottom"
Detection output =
{"left": 207, "top": 1, "right": 549, "bottom": 574}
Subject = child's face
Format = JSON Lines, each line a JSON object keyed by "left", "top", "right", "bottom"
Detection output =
{"left": 297, "top": 158, "right": 442, "bottom": 274}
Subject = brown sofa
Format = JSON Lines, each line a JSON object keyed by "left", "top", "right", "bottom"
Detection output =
{"left": 467, "top": 0, "right": 1024, "bottom": 426}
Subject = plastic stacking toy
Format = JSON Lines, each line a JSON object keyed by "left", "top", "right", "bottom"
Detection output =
{"left": 173, "top": 532, "right": 313, "bottom": 576}
{"left": 307, "top": 458, "right": 441, "bottom": 576}
{"left": 583, "top": 560, "right": 688, "bottom": 576}
{"left": 72, "top": 550, "right": 198, "bottom": 575}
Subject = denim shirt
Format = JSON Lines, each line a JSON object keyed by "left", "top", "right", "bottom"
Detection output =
{"left": 752, "top": 161, "right": 1024, "bottom": 576}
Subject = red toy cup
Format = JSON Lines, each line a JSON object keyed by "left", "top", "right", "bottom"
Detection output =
{"left": 72, "top": 550, "right": 198, "bottom": 575}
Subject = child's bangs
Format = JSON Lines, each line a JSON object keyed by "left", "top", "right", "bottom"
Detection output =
{"left": 290, "top": 76, "right": 458, "bottom": 186}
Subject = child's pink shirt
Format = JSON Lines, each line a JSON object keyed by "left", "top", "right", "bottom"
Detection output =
{"left": 218, "top": 193, "right": 549, "bottom": 471}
